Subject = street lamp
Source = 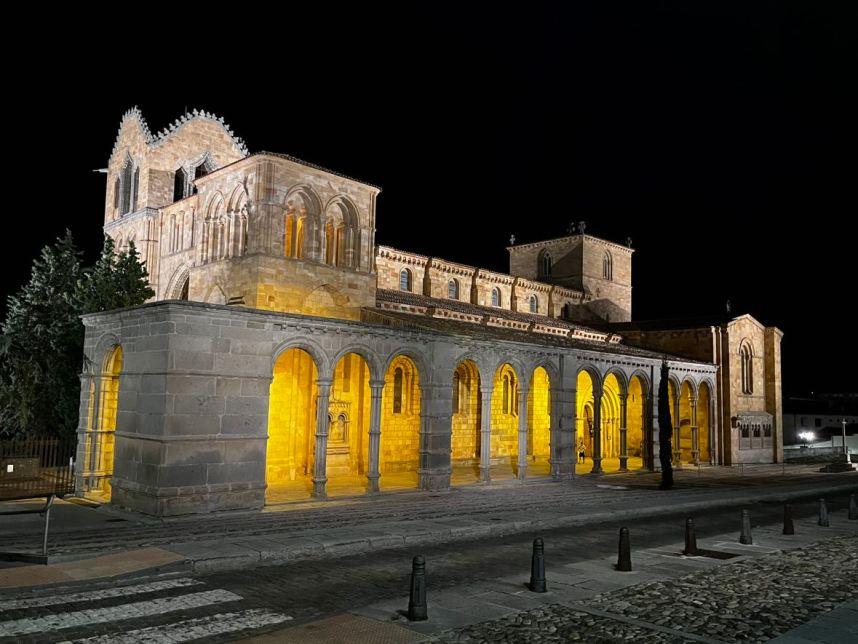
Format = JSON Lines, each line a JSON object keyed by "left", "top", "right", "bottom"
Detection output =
{"left": 841, "top": 418, "right": 849, "bottom": 462}
{"left": 798, "top": 431, "right": 815, "bottom": 445}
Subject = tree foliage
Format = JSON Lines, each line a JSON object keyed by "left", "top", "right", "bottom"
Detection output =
{"left": 658, "top": 361, "right": 675, "bottom": 489}
{"left": 0, "top": 233, "right": 153, "bottom": 438}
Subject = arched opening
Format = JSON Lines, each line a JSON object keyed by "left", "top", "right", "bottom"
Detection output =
{"left": 173, "top": 167, "right": 187, "bottom": 202}
{"left": 529, "top": 295, "right": 538, "bottom": 313}
{"left": 451, "top": 359, "right": 481, "bottom": 485}
{"left": 448, "top": 279, "right": 459, "bottom": 300}
{"left": 526, "top": 366, "right": 552, "bottom": 477}
{"left": 92, "top": 346, "right": 123, "bottom": 500}
{"left": 679, "top": 381, "right": 696, "bottom": 464}
{"left": 326, "top": 352, "right": 371, "bottom": 496}
{"left": 539, "top": 250, "right": 552, "bottom": 278}
{"left": 266, "top": 348, "right": 318, "bottom": 502}
{"left": 575, "top": 369, "right": 596, "bottom": 472}
{"left": 380, "top": 355, "right": 422, "bottom": 490}
{"left": 284, "top": 214, "right": 296, "bottom": 257}
{"left": 600, "top": 373, "right": 623, "bottom": 469}
{"left": 603, "top": 251, "right": 613, "bottom": 280}
{"left": 740, "top": 341, "right": 754, "bottom": 394}
{"left": 698, "top": 381, "right": 712, "bottom": 464}
{"left": 490, "top": 363, "right": 519, "bottom": 479}
{"left": 325, "top": 220, "right": 336, "bottom": 265}
{"left": 491, "top": 287, "right": 501, "bottom": 307}
{"left": 627, "top": 375, "right": 650, "bottom": 471}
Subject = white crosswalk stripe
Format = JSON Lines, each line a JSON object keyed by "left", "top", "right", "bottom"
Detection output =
{"left": 0, "top": 589, "right": 242, "bottom": 637}
{"left": 56, "top": 608, "right": 293, "bottom": 643}
{"left": 0, "top": 577, "right": 202, "bottom": 612}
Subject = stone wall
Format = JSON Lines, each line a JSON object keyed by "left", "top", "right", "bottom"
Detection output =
{"left": 76, "top": 301, "right": 717, "bottom": 516}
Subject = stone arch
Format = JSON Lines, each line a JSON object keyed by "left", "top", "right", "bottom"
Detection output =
{"left": 165, "top": 264, "right": 191, "bottom": 301}
{"left": 526, "top": 364, "right": 552, "bottom": 477}
{"left": 627, "top": 371, "right": 651, "bottom": 470}
{"left": 206, "top": 191, "right": 226, "bottom": 219}
{"left": 380, "top": 354, "right": 422, "bottom": 489}
{"left": 90, "top": 333, "right": 123, "bottom": 376}
{"left": 271, "top": 337, "right": 331, "bottom": 380}
{"left": 697, "top": 379, "right": 713, "bottom": 463}
{"left": 382, "top": 347, "right": 432, "bottom": 383}
{"left": 92, "top": 343, "right": 123, "bottom": 500}
{"left": 603, "top": 367, "right": 629, "bottom": 397}
{"left": 285, "top": 185, "right": 323, "bottom": 260}
{"left": 451, "top": 357, "right": 482, "bottom": 485}
{"left": 303, "top": 283, "right": 348, "bottom": 318}
{"left": 329, "top": 344, "right": 383, "bottom": 383}
{"left": 489, "top": 356, "right": 528, "bottom": 389}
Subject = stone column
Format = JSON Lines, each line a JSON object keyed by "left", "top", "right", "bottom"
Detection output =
{"left": 418, "top": 382, "right": 452, "bottom": 491}
{"left": 551, "top": 387, "right": 574, "bottom": 479}
{"left": 642, "top": 394, "right": 652, "bottom": 471}
{"left": 312, "top": 379, "right": 332, "bottom": 499}
{"left": 690, "top": 395, "right": 699, "bottom": 466}
{"left": 591, "top": 385, "right": 604, "bottom": 474}
{"left": 673, "top": 393, "right": 682, "bottom": 469}
{"left": 619, "top": 392, "right": 629, "bottom": 472}
{"left": 517, "top": 387, "right": 529, "bottom": 482}
{"left": 366, "top": 380, "right": 385, "bottom": 494}
{"left": 479, "top": 385, "right": 493, "bottom": 483}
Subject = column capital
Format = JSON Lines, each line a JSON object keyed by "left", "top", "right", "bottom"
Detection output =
{"left": 369, "top": 379, "right": 386, "bottom": 390}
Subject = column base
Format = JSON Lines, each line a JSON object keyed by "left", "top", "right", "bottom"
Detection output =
{"left": 418, "top": 470, "right": 451, "bottom": 492}
{"left": 691, "top": 450, "right": 700, "bottom": 466}
{"left": 517, "top": 465, "right": 527, "bottom": 482}
{"left": 366, "top": 475, "right": 380, "bottom": 495}
{"left": 479, "top": 467, "right": 491, "bottom": 484}
{"left": 312, "top": 477, "right": 327, "bottom": 499}
{"left": 619, "top": 456, "right": 629, "bottom": 472}
{"left": 590, "top": 459, "right": 604, "bottom": 475}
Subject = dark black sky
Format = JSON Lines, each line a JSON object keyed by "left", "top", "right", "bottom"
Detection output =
{"left": 5, "top": 3, "right": 856, "bottom": 397}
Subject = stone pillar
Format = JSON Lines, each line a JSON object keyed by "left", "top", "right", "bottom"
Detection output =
{"left": 642, "top": 394, "right": 652, "bottom": 471}
{"left": 551, "top": 386, "right": 575, "bottom": 479}
{"left": 517, "top": 387, "right": 529, "bottom": 482}
{"left": 591, "top": 385, "right": 604, "bottom": 474}
{"left": 619, "top": 392, "right": 629, "bottom": 472}
{"left": 479, "top": 385, "right": 493, "bottom": 483}
{"left": 673, "top": 393, "right": 682, "bottom": 469}
{"left": 690, "top": 395, "right": 699, "bottom": 466}
{"left": 418, "top": 382, "right": 452, "bottom": 491}
{"left": 366, "top": 380, "right": 385, "bottom": 494}
{"left": 312, "top": 379, "right": 332, "bottom": 499}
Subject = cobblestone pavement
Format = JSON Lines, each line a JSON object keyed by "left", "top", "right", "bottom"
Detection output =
{"left": 0, "top": 495, "right": 854, "bottom": 643}
{"left": 432, "top": 537, "right": 858, "bottom": 643}
{"left": 0, "top": 465, "right": 849, "bottom": 559}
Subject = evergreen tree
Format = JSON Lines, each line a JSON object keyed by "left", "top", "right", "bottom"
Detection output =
{"left": 658, "top": 361, "right": 675, "bottom": 489}
{"left": 0, "top": 234, "right": 154, "bottom": 438}
{"left": 0, "top": 231, "right": 84, "bottom": 438}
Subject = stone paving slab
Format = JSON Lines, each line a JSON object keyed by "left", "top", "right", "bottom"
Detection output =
{"left": 771, "top": 600, "right": 858, "bottom": 643}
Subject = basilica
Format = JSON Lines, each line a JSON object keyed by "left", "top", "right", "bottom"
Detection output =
{"left": 75, "top": 109, "right": 783, "bottom": 516}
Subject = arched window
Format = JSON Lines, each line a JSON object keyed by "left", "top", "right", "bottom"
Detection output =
{"left": 529, "top": 294, "right": 538, "bottom": 313}
{"left": 131, "top": 168, "right": 140, "bottom": 212}
{"left": 119, "top": 159, "right": 134, "bottom": 215}
{"left": 740, "top": 341, "right": 754, "bottom": 394}
{"left": 539, "top": 251, "right": 552, "bottom": 278}
{"left": 399, "top": 269, "right": 412, "bottom": 292}
{"left": 173, "top": 168, "right": 187, "bottom": 202}
{"left": 603, "top": 251, "right": 613, "bottom": 280}
{"left": 393, "top": 367, "right": 404, "bottom": 414}
{"left": 448, "top": 279, "right": 459, "bottom": 300}
{"left": 562, "top": 303, "right": 571, "bottom": 319}
{"left": 191, "top": 162, "right": 210, "bottom": 196}
{"left": 491, "top": 287, "right": 501, "bottom": 307}
{"left": 503, "top": 374, "right": 510, "bottom": 414}
{"left": 113, "top": 178, "right": 121, "bottom": 211}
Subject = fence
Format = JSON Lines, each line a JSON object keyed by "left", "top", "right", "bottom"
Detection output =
{"left": 0, "top": 438, "right": 76, "bottom": 501}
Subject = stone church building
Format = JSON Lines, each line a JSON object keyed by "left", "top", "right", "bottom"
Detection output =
{"left": 75, "top": 109, "right": 783, "bottom": 515}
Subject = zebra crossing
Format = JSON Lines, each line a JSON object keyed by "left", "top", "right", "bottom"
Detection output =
{"left": 0, "top": 576, "right": 292, "bottom": 642}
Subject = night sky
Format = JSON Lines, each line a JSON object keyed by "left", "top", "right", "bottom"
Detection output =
{"left": 5, "top": 4, "right": 855, "bottom": 397}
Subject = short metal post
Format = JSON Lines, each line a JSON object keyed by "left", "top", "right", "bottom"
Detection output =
{"left": 818, "top": 498, "right": 829, "bottom": 527}
{"left": 739, "top": 509, "right": 753, "bottom": 545}
{"left": 528, "top": 538, "right": 547, "bottom": 592}
{"left": 41, "top": 494, "right": 55, "bottom": 558}
{"left": 407, "top": 555, "right": 428, "bottom": 621}
{"left": 683, "top": 518, "right": 698, "bottom": 556}
{"left": 783, "top": 504, "right": 795, "bottom": 535}
{"left": 616, "top": 527, "right": 632, "bottom": 571}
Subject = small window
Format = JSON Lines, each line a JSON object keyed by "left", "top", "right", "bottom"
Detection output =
{"left": 491, "top": 287, "right": 500, "bottom": 307}
{"left": 603, "top": 251, "right": 613, "bottom": 280}
{"left": 529, "top": 295, "right": 538, "bottom": 313}
{"left": 740, "top": 341, "right": 754, "bottom": 394}
{"left": 131, "top": 167, "right": 140, "bottom": 212}
{"left": 393, "top": 367, "right": 403, "bottom": 414}
{"left": 113, "top": 178, "right": 121, "bottom": 210}
{"left": 539, "top": 251, "right": 552, "bottom": 278}
{"left": 448, "top": 279, "right": 459, "bottom": 300}
{"left": 173, "top": 168, "right": 187, "bottom": 202}
{"left": 399, "top": 269, "right": 412, "bottom": 292}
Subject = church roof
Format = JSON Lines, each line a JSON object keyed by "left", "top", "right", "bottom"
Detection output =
{"left": 604, "top": 312, "right": 773, "bottom": 333}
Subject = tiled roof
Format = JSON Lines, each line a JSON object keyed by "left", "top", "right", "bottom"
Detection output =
{"left": 363, "top": 307, "right": 700, "bottom": 363}
{"left": 377, "top": 289, "right": 595, "bottom": 332}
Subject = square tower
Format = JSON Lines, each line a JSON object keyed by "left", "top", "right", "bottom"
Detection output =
{"left": 507, "top": 234, "right": 633, "bottom": 322}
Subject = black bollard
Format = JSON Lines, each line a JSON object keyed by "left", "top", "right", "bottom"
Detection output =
{"left": 739, "top": 509, "right": 753, "bottom": 545}
{"left": 528, "top": 538, "right": 547, "bottom": 593}
{"left": 407, "top": 555, "right": 428, "bottom": 621}
{"left": 783, "top": 503, "right": 795, "bottom": 535}
{"left": 817, "top": 498, "right": 829, "bottom": 527}
{"left": 849, "top": 494, "right": 857, "bottom": 521}
{"left": 616, "top": 527, "right": 632, "bottom": 571}
{"left": 683, "top": 518, "right": 698, "bottom": 556}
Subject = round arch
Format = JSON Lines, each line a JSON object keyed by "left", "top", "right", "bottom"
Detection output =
{"left": 329, "top": 344, "right": 383, "bottom": 383}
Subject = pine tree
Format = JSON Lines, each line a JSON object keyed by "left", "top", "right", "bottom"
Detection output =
{"left": 658, "top": 361, "right": 675, "bottom": 489}
{"left": 0, "top": 231, "right": 84, "bottom": 437}
{"left": 0, "top": 234, "right": 155, "bottom": 438}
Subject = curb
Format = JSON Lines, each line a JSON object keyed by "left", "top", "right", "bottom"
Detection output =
{"left": 174, "top": 480, "right": 858, "bottom": 574}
